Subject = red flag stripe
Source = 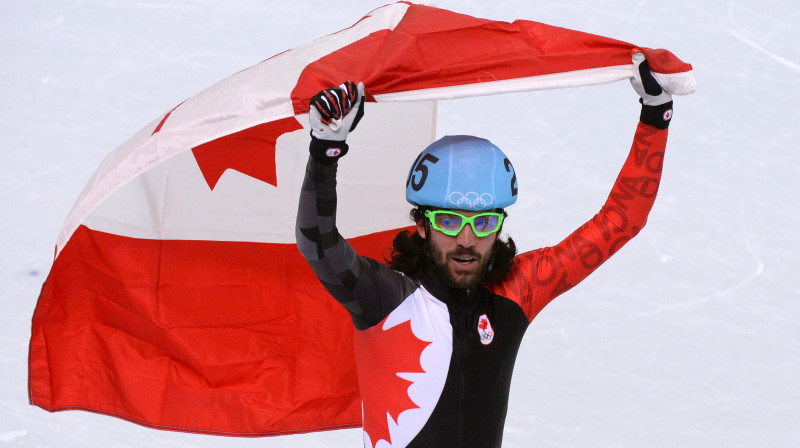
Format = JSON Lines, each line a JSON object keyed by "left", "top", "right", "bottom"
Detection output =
{"left": 30, "top": 224, "right": 412, "bottom": 435}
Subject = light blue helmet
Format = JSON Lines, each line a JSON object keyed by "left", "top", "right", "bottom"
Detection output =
{"left": 405, "top": 135, "right": 518, "bottom": 211}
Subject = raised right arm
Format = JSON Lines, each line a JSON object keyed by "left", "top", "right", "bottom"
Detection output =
{"left": 295, "top": 82, "right": 415, "bottom": 330}
{"left": 295, "top": 156, "right": 386, "bottom": 330}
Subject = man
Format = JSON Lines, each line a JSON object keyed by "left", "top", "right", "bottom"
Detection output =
{"left": 296, "top": 53, "right": 673, "bottom": 447}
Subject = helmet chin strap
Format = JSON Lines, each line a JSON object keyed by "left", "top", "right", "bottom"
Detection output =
{"left": 422, "top": 219, "right": 432, "bottom": 259}
{"left": 487, "top": 220, "right": 505, "bottom": 273}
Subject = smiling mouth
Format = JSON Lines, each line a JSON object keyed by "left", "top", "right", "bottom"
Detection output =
{"left": 451, "top": 255, "right": 477, "bottom": 265}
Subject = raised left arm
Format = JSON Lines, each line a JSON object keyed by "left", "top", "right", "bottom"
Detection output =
{"left": 493, "top": 53, "right": 674, "bottom": 322}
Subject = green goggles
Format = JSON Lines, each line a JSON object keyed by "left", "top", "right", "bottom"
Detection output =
{"left": 424, "top": 210, "right": 505, "bottom": 237}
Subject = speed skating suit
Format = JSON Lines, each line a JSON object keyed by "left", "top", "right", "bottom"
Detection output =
{"left": 296, "top": 121, "right": 668, "bottom": 448}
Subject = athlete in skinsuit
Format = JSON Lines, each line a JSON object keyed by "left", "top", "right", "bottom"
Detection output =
{"left": 296, "top": 53, "right": 674, "bottom": 448}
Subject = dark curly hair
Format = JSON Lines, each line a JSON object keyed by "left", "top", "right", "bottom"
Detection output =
{"left": 385, "top": 208, "right": 517, "bottom": 285}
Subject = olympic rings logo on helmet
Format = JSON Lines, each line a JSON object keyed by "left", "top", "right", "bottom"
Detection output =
{"left": 448, "top": 191, "right": 495, "bottom": 209}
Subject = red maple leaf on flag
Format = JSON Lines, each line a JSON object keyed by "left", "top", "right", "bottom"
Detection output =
{"left": 191, "top": 117, "right": 304, "bottom": 190}
{"left": 355, "top": 319, "right": 432, "bottom": 448}
{"left": 150, "top": 108, "right": 304, "bottom": 191}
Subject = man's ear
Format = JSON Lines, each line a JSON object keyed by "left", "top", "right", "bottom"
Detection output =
{"left": 416, "top": 219, "right": 427, "bottom": 240}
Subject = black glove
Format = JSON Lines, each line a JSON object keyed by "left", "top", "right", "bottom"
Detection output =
{"left": 308, "top": 81, "right": 365, "bottom": 164}
{"left": 630, "top": 53, "right": 673, "bottom": 129}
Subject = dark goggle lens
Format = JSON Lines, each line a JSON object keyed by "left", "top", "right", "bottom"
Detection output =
{"left": 473, "top": 214, "right": 500, "bottom": 233}
{"left": 434, "top": 213, "right": 464, "bottom": 232}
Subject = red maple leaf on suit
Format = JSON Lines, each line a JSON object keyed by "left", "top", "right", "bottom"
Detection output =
{"left": 479, "top": 316, "right": 489, "bottom": 331}
{"left": 355, "top": 319, "right": 431, "bottom": 448}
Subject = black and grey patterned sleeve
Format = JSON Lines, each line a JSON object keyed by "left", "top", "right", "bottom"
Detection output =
{"left": 295, "top": 157, "right": 416, "bottom": 330}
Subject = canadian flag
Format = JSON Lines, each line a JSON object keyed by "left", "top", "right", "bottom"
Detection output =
{"left": 28, "top": 1, "right": 694, "bottom": 436}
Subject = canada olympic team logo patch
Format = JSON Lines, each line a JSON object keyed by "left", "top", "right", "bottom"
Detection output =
{"left": 477, "top": 314, "right": 494, "bottom": 345}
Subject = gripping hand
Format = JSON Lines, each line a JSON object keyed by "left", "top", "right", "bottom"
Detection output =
{"left": 309, "top": 81, "right": 365, "bottom": 164}
{"left": 630, "top": 53, "right": 673, "bottom": 129}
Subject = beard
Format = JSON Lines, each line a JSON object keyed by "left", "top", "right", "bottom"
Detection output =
{"left": 428, "top": 242, "right": 492, "bottom": 290}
